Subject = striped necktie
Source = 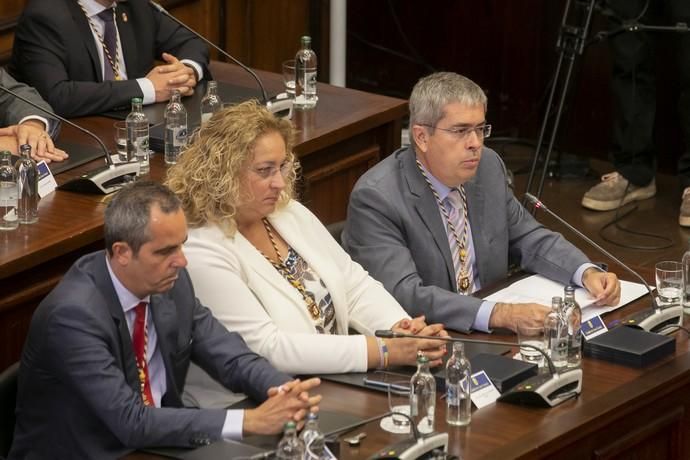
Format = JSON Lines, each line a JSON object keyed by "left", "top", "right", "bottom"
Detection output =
{"left": 132, "top": 301, "right": 155, "bottom": 406}
{"left": 97, "top": 8, "right": 117, "bottom": 81}
{"left": 445, "top": 189, "right": 474, "bottom": 293}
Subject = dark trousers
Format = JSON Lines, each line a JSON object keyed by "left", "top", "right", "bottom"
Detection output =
{"left": 608, "top": 0, "right": 690, "bottom": 188}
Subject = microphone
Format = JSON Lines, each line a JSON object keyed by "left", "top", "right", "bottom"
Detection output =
{"left": 524, "top": 192, "right": 682, "bottom": 334}
{"left": 375, "top": 330, "right": 582, "bottom": 408}
{"left": 149, "top": 0, "right": 268, "bottom": 103}
{"left": 148, "top": 1, "right": 293, "bottom": 119}
{"left": 0, "top": 84, "right": 139, "bottom": 195}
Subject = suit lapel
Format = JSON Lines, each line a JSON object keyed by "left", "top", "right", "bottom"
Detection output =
{"left": 400, "top": 148, "right": 457, "bottom": 289}
{"left": 92, "top": 252, "right": 139, "bottom": 392}
{"left": 115, "top": 1, "right": 139, "bottom": 77}
{"left": 149, "top": 294, "right": 178, "bottom": 398}
{"left": 67, "top": 0, "right": 102, "bottom": 81}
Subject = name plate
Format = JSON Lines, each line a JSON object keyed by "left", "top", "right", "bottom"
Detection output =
{"left": 581, "top": 315, "right": 608, "bottom": 340}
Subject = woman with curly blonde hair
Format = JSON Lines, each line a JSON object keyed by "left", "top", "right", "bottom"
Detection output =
{"left": 167, "top": 101, "right": 446, "bottom": 408}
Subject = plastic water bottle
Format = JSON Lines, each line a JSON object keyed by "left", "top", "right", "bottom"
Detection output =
{"left": 563, "top": 285, "right": 582, "bottom": 369}
{"left": 0, "top": 151, "right": 19, "bottom": 230}
{"left": 294, "top": 35, "right": 317, "bottom": 109}
{"left": 164, "top": 90, "right": 187, "bottom": 165}
{"left": 682, "top": 238, "right": 690, "bottom": 312}
{"left": 300, "top": 413, "right": 328, "bottom": 459}
{"left": 544, "top": 296, "right": 568, "bottom": 369}
{"left": 200, "top": 80, "right": 222, "bottom": 125}
{"left": 445, "top": 342, "right": 471, "bottom": 426}
{"left": 410, "top": 354, "right": 436, "bottom": 433}
{"left": 126, "top": 97, "right": 149, "bottom": 174}
{"left": 276, "top": 421, "right": 304, "bottom": 460}
{"left": 15, "top": 144, "right": 39, "bottom": 224}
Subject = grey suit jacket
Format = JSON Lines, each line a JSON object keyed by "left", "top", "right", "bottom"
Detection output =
{"left": 8, "top": 251, "right": 289, "bottom": 460}
{"left": 0, "top": 68, "right": 57, "bottom": 136}
{"left": 342, "top": 146, "right": 590, "bottom": 333}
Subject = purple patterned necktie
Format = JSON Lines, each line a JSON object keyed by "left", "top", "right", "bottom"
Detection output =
{"left": 97, "top": 8, "right": 117, "bottom": 81}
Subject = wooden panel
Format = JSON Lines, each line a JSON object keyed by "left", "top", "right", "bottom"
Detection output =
{"left": 223, "top": 0, "right": 311, "bottom": 74}
{"left": 303, "top": 144, "right": 380, "bottom": 223}
{"left": 594, "top": 407, "right": 684, "bottom": 460}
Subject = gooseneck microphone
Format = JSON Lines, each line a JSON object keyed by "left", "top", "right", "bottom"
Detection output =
{"left": 148, "top": 0, "right": 268, "bottom": 104}
{"left": 0, "top": 84, "right": 139, "bottom": 194}
{"left": 524, "top": 193, "right": 682, "bottom": 334}
{"left": 375, "top": 330, "right": 583, "bottom": 408}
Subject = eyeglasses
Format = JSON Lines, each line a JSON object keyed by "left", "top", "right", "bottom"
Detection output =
{"left": 250, "top": 160, "right": 294, "bottom": 180}
{"left": 420, "top": 123, "right": 492, "bottom": 141}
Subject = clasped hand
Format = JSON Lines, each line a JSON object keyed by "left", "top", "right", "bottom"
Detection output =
{"left": 389, "top": 315, "right": 448, "bottom": 367}
{"left": 243, "top": 377, "right": 321, "bottom": 436}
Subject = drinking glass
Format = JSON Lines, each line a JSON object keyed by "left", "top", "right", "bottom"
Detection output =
{"left": 281, "top": 59, "right": 296, "bottom": 98}
{"left": 517, "top": 319, "right": 546, "bottom": 366}
{"left": 655, "top": 261, "right": 683, "bottom": 305}
{"left": 387, "top": 379, "right": 411, "bottom": 429}
{"left": 113, "top": 121, "right": 128, "bottom": 162}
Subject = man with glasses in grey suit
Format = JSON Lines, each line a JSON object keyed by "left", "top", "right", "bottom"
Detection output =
{"left": 343, "top": 72, "right": 621, "bottom": 334}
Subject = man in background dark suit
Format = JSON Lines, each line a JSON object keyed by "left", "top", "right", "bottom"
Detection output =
{"left": 10, "top": 0, "right": 209, "bottom": 117}
{"left": 0, "top": 68, "right": 67, "bottom": 162}
{"left": 8, "top": 181, "right": 320, "bottom": 460}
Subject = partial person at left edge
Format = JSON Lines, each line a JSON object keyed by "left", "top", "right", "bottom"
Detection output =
{"left": 7, "top": 181, "right": 321, "bottom": 460}
{"left": 9, "top": 0, "right": 210, "bottom": 118}
{"left": 0, "top": 68, "right": 67, "bottom": 163}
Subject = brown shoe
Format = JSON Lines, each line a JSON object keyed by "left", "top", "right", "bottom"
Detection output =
{"left": 581, "top": 172, "right": 656, "bottom": 211}
{"left": 680, "top": 188, "right": 690, "bottom": 227}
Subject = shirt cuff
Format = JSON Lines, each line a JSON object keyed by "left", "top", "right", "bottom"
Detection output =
{"left": 181, "top": 59, "right": 204, "bottom": 82}
{"left": 221, "top": 409, "right": 244, "bottom": 440}
{"left": 572, "top": 263, "right": 601, "bottom": 288}
{"left": 137, "top": 78, "right": 156, "bottom": 105}
{"left": 472, "top": 300, "right": 495, "bottom": 333}
{"left": 18, "top": 115, "right": 49, "bottom": 132}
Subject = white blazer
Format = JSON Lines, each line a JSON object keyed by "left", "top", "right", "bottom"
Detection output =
{"left": 183, "top": 200, "right": 409, "bottom": 407}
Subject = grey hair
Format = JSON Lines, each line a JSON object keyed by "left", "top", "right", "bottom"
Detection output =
{"left": 408, "top": 72, "right": 487, "bottom": 145}
{"left": 104, "top": 181, "right": 181, "bottom": 256}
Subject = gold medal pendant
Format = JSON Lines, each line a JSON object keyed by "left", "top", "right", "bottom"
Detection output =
{"left": 459, "top": 276, "right": 470, "bottom": 292}
{"left": 307, "top": 298, "right": 320, "bottom": 320}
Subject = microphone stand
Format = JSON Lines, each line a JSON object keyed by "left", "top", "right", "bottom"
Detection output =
{"left": 375, "top": 330, "right": 583, "bottom": 408}
{"left": 149, "top": 1, "right": 294, "bottom": 119}
{"left": 525, "top": 193, "right": 683, "bottom": 334}
{"left": 0, "top": 85, "right": 139, "bottom": 195}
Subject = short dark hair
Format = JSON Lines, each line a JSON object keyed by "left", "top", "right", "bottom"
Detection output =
{"left": 104, "top": 181, "right": 181, "bottom": 256}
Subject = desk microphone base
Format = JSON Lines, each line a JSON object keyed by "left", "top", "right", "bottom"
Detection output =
{"left": 623, "top": 304, "right": 683, "bottom": 335}
{"left": 497, "top": 369, "right": 582, "bottom": 408}
{"left": 58, "top": 162, "right": 140, "bottom": 194}
{"left": 368, "top": 432, "right": 448, "bottom": 460}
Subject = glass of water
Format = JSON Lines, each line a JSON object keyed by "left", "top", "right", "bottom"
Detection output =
{"left": 517, "top": 319, "right": 545, "bottom": 366}
{"left": 113, "top": 121, "right": 128, "bottom": 162}
{"left": 655, "top": 261, "right": 683, "bottom": 305}
{"left": 281, "top": 59, "right": 296, "bottom": 98}
{"left": 387, "top": 380, "right": 412, "bottom": 429}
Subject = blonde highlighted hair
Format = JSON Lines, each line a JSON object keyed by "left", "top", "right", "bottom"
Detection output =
{"left": 166, "top": 100, "right": 296, "bottom": 235}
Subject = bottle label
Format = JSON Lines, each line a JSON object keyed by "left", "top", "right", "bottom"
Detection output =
{"left": 446, "top": 384, "right": 459, "bottom": 406}
{"left": 305, "top": 71, "right": 317, "bottom": 92}
{"left": 172, "top": 127, "right": 188, "bottom": 147}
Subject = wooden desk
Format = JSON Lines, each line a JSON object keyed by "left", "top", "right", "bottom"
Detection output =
{"left": 0, "top": 63, "right": 406, "bottom": 370}
{"left": 124, "top": 284, "right": 690, "bottom": 460}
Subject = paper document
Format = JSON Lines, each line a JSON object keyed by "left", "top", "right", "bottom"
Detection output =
{"left": 484, "top": 274, "right": 649, "bottom": 321}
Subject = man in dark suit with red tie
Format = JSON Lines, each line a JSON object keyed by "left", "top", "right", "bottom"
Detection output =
{"left": 8, "top": 181, "right": 321, "bottom": 460}
{"left": 10, "top": 0, "right": 209, "bottom": 117}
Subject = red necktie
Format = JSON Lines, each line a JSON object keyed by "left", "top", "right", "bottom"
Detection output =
{"left": 132, "top": 301, "right": 155, "bottom": 406}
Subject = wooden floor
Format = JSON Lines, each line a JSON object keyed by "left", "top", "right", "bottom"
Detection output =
{"left": 497, "top": 145, "right": 690, "bottom": 271}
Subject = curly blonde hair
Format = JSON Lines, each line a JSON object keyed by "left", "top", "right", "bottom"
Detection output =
{"left": 165, "top": 100, "right": 296, "bottom": 235}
